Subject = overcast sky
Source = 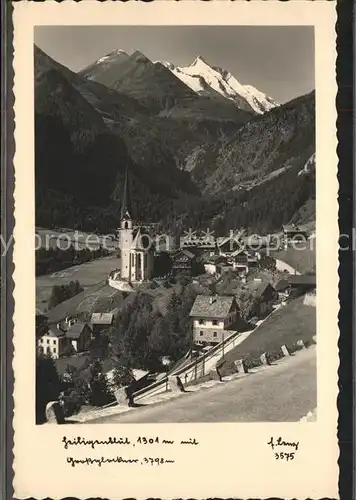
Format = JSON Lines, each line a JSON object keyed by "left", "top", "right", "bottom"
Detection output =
{"left": 35, "top": 25, "right": 314, "bottom": 104}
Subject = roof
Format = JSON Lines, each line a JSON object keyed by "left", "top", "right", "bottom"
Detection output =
{"left": 91, "top": 312, "right": 114, "bottom": 325}
{"left": 216, "top": 279, "right": 240, "bottom": 296}
{"left": 216, "top": 264, "right": 233, "bottom": 274}
{"left": 173, "top": 249, "right": 195, "bottom": 260}
{"left": 288, "top": 274, "right": 316, "bottom": 286}
{"left": 209, "top": 255, "right": 227, "bottom": 264}
{"left": 189, "top": 295, "right": 236, "bottom": 319}
{"left": 244, "top": 280, "right": 275, "bottom": 298}
{"left": 66, "top": 322, "right": 91, "bottom": 339}
{"left": 275, "top": 279, "right": 290, "bottom": 292}
{"left": 231, "top": 248, "right": 249, "bottom": 258}
{"left": 43, "top": 323, "right": 66, "bottom": 338}
{"left": 36, "top": 314, "right": 49, "bottom": 335}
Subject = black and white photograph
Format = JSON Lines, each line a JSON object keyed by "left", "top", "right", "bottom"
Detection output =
{"left": 33, "top": 25, "right": 318, "bottom": 425}
{"left": 12, "top": 2, "right": 339, "bottom": 498}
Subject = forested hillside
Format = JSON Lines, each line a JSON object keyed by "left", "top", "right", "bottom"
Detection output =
{"left": 35, "top": 45, "right": 315, "bottom": 234}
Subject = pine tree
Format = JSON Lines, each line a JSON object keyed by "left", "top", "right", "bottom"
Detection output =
{"left": 36, "top": 353, "right": 62, "bottom": 424}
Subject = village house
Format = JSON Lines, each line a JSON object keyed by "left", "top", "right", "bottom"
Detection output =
{"left": 172, "top": 249, "right": 197, "bottom": 277}
{"left": 90, "top": 312, "right": 114, "bottom": 336}
{"left": 38, "top": 323, "right": 68, "bottom": 359}
{"left": 216, "top": 263, "right": 234, "bottom": 277}
{"left": 66, "top": 321, "right": 92, "bottom": 352}
{"left": 288, "top": 274, "right": 316, "bottom": 297}
{"left": 282, "top": 224, "right": 309, "bottom": 244}
{"left": 189, "top": 294, "right": 239, "bottom": 346}
{"left": 243, "top": 279, "right": 278, "bottom": 320}
{"left": 231, "top": 250, "right": 249, "bottom": 273}
{"left": 203, "top": 255, "right": 227, "bottom": 275}
{"left": 36, "top": 313, "right": 49, "bottom": 338}
{"left": 275, "top": 278, "right": 291, "bottom": 299}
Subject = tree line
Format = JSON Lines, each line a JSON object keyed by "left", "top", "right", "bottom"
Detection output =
{"left": 48, "top": 280, "right": 84, "bottom": 309}
{"left": 36, "top": 281, "right": 199, "bottom": 422}
{"left": 36, "top": 245, "right": 110, "bottom": 276}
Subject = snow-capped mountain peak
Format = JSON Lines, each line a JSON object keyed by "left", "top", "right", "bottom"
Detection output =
{"left": 157, "top": 55, "right": 278, "bottom": 114}
{"left": 191, "top": 55, "right": 209, "bottom": 66}
{"left": 158, "top": 60, "right": 176, "bottom": 70}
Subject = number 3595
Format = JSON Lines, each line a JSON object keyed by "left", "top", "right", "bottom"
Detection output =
{"left": 275, "top": 452, "right": 295, "bottom": 461}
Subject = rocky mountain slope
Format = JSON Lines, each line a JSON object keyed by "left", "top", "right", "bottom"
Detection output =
{"left": 189, "top": 90, "right": 315, "bottom": 194}
{"left": 35, "top": 46, "right": 199, "bottom": 231}
{"left": 79, "top": 49, "right": 254, "bottom": 123}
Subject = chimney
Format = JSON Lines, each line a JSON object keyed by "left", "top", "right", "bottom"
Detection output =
{"left": 209, "top": 295, "right": 217, "bottom": 305}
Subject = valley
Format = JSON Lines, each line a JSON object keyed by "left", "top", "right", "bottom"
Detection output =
{"left": 34, "top": 45, "right": 315, "bottom": 235}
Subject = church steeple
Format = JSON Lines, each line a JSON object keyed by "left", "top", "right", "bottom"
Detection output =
{"left": 120, "top": 164, "right": 132, "bottom": 221}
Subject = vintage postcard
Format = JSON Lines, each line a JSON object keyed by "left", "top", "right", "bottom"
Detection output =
{"left": 12, "top": 1, "right": 338, "bottom": 498}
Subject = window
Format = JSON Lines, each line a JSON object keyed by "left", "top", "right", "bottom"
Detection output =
{"left": 47, "top": 339, "right": 50, "bottom": 344}
{"left": 53, "top": 339, "right": 57, "bottom": 345}
{"left": 53, "top": 348, "right": 56, "bottom": 353}
{"left": 213, "top": 332, "right": 217, "bottom": 337}
{"left": 199, "top": 319, "right": 205, "bottom": 325}
{"left": 200, "top": 331, "right": 204, "bottom": 336}
{"left": 212, "top": 320, "right": 218, "bottom": 326}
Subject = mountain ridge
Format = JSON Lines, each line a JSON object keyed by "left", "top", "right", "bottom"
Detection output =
{"left": 158, "top": 55, "right": 278, "bottom": 114}
{"left": 34, "top": 44, "right": 315, "bottom": 234}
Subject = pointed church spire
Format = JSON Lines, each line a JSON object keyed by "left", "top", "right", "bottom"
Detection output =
{"left": 120, "top": 164, "right": 132, "bottom": 221}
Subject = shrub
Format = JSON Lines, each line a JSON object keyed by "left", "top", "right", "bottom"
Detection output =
{"left": 267, "top": 348, "right": 284, "bottom": 363}
{"left": 59, "top": 390, "right": 84, "bottom": 418}
{"left": 243, "top": 356, "right": 263, "bottom": 371}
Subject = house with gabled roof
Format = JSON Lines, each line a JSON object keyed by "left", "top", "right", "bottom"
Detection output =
{"left": 172, "top": 249, "right": 196, "bottom": 276}
{"left": 91, "top": 312, "right": 115, "bottom": 335}
{"left": 37, "top": 323, "right": 68, "bottom": 359}
{"left": 66, "top": 321, "right": 92, "bottom": 352}
{"left": 189, "top": 294, "right": 239, "bottom": 345}
{"left": 242, "top": 278, "right": 278, "bottom": 319}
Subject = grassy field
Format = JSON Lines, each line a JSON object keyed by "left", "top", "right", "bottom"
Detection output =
{"left": 36, "top": 254, "right": 119, "bottom": 312}
{"left": 223, "top": 295, "right": 316, "bottom": 364}
{"left": 45, "top": 283, "right": 123, "bottom": 323}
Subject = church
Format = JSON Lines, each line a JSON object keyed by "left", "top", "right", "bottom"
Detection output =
{"left": 118, "top": 166, "right": 154, "bottom": 283}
